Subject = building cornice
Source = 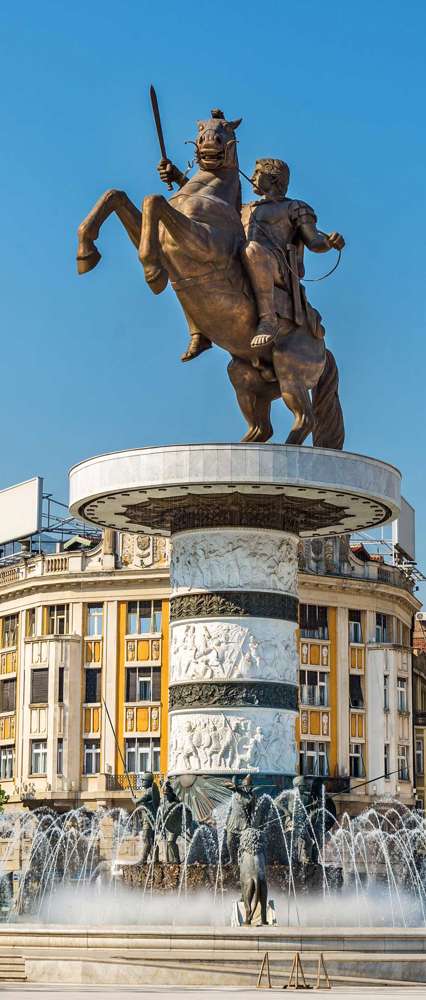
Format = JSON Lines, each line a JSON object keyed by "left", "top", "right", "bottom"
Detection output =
{"left": 298, "top": 570, "right": 421, "bottom": 615}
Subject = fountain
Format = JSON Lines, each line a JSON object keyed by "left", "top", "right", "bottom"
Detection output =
{"left": 1, "top": 97, "right": 421, "bottom": 987}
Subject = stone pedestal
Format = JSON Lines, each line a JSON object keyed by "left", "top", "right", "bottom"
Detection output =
{"left": 168, "top": 527, "right": 299, "bottom": 776}
{"left": 69, "top": 443, "right": 401, "bottom": 787}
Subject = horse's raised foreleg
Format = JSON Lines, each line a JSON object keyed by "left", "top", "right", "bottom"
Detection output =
{"left": 139, "top": 194, "right": 213, "bottom": 294}
{"left": 227, "top": 358, "right": 278, "bottom": 442}
{"left": 77, "top": 190, "right": 142, "bottom": 275}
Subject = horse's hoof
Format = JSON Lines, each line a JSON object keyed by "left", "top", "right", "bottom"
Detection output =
{"left": 144, "top": 265, "right": 169, "bottom": 294}
{"left": 241, "top": 425, "right": 273, "bottom": 443}
{"left": 77, "top": 246, "right": 101, "bottom": 275}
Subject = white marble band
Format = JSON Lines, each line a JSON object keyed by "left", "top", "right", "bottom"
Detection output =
{"left": 171, "top": 528, "right": 298, "bottom": 596}
{"left": 169, "top": 708, "right": 297, "bottom": 775}
{"left": 170, "top": 618, "right": 298, "bottom": 685}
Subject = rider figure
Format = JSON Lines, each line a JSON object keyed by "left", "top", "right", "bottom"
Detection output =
{"left": 157, "top": 147, "right": 344, "bottom": 358}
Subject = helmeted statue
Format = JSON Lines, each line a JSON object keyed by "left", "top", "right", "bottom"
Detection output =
{"left": 77, "top": 102, "right": 345, "bottom": 448}
{"left": 225, "top": 774, "right": 257, "bottom": 864}
{"left": 157, "top": 779, "right": 192, "bottom": 864}
{"left": 279, "top": 775, "right": 336, "bottom": 863}
{"left": 135, "top": 772, "right": 160, "bottom": 864}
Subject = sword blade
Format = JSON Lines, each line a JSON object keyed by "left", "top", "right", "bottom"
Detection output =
{"left": 150, "top": 84, "right": 168, "bottom": 160}
{"left": 149, "top": 85, "right": 173, "bottom": 190}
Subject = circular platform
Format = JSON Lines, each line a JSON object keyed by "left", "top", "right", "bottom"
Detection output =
{"left": 69, "top": 443, "right": 401, "bottom": 538}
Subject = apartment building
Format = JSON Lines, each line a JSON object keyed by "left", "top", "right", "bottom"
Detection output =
{"left": 0, "top": 529, "right": 419, "bottom": 816}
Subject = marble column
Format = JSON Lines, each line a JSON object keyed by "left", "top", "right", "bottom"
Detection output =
{"left": 168, "top": 527, "right": 299, "bottom": 777}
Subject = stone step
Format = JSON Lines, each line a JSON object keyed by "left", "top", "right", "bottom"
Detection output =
{"left": 0, "top": 954, "right": 26, "bottom": 980}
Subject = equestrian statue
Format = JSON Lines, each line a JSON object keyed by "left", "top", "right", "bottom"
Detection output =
{"left": 77, "top": 95, "right": 345, "bottom": 447}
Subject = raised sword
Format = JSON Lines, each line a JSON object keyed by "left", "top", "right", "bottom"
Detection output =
{"left": 149, "top": 84, "right": 173, "bottom": 191}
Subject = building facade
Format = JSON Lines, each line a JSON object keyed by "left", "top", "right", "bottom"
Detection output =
{"left": 412, "top": 615, "right": 426, "bottom": 809}
{"left": 0, "top": 529, "right": 419, "bottom": 816}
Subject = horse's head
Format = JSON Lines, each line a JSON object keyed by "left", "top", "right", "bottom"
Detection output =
{"left": 195, "top": 109, "right": 242, "bottom": 171}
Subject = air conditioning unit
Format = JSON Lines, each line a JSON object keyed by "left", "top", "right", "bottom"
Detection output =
{"left": 416, "top": 612, "right": 426, "bottom": 622}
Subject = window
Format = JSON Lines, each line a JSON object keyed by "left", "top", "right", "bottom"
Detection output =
{"left": 397, "top": 677, "right": 408, "bottom": 713}
{"left": 86, "top": 604, "right": 103, "bottom": 637}
{"left": 31, "top": 740, "right": 47, "bottom": 775}
{"left": 350, "top": 743, "right": 365, "bottom": 778}
{"left": 299, "top": 604, "right": 328, "bottom": 639}
{"left": 127, "top": 600, "right": 162, "bottom": 635}
{"left": 384, "top": 743, "right": 390, "bottom": 778}
{"left": 299, "top": 741, "right": 329, "bottom": 776}
{"left": 31, "top": 668, "right": 48, "bottom": 704}
{"left": 83, "top": 740, "right": 100, "bottom": 775}
{"left": 299, "top": 670, "right": 328, "bottom": 707}
{"left": 0, "top": 746, "right": 13, "bottom": 780}
{"left": 26, "top": 608, "right": 36, "bottom": 638}
{"left": 349, "top": 674, "right": 364, "bottom": 709}
{"left": 398, "top": 745, "right": 409, "bottom": 781}
{"left": 84, "top": 669, "right": 101, "bottom": 704}
{"left": 57, "top": 738, "right": 63, "bottom": 775}
{"left": 402, "top": 624, "right": 410, "bottom": 647}
{"left": 1, "top": 615, "right": 18, "bottom": 649}
{"left": 126, "top": 666, "right": 161, "bottom": 703}
{"left": 394, "top": 619, "right": 402, "bottom": 645}
{"left": 349, "top": 610, "right": 362, "bottom": 644}
{"left": 415, "top": 738, "right": 424, "bottom": 776}
{"left": 376, "top": 613, "right": 389, "bottom": 643}
{"left": 47, "top": 605, "right": 69, "bottom": 636}
{"left": 384, "top": 674, "right": 389, "bottom": 711}
{"left": 125, "top": 737, "right": 161, "bottom": 774}
{"left": 58, "top": 667, "right": 64, "bottom": 704}
{"left": 0, "top": 678, "right": 16, "bottom": 714}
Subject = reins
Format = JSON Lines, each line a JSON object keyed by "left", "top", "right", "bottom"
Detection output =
{"left": 238, "top": 166, "right": 342, "bottom": 282}
{"left": 179, "top": 146, "right": 342, "bottom": 282}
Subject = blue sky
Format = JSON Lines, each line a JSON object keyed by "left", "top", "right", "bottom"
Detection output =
{"left": 1, "top": 1, "right": 425, "bottom": 594}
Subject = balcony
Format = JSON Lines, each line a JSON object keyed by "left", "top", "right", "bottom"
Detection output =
{"left": 106, "top": 773, "right": 161, "bottom": 793}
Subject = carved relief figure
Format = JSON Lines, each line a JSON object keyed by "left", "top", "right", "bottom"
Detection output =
{"left": 169, "top": 711, "right": 295, "bottom": 773}
{"left": 171, "top": 619, "right": 298, "bottom": 684}
{"left": 171, "top": 530, "right": 298, "bottom": 596}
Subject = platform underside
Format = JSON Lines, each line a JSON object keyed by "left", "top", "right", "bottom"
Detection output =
{"left": 69, "top": 443, "right": 401, "bottom": 537}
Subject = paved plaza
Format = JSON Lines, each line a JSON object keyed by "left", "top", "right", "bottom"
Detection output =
{"left": 1, "top": 987, "right": 426, "bottom": 998}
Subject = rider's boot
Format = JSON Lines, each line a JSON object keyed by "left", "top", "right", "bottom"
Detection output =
{"left": 181, "top": 333, "right": 212, "bottom": 363}
{"left": 250, "top": 314, "right": 279, "bottom": 349}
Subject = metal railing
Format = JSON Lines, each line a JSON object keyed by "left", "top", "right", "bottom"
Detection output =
{"left": 106, "top": 773, "right": 162, "bottom": 792}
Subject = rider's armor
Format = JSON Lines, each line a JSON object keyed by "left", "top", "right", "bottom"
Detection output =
{"left": 241, "top": 197, "right": 324, "bottom": 336}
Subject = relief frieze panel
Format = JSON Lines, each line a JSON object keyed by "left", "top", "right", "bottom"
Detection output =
{"left": 170, "top": 618, "right": 298, "bottom": 684}
{"left": 171, "top": 529, "right": 298, "bottom": 596}
{"left": 169, "top": 709, "right": 297, "bottom": 774}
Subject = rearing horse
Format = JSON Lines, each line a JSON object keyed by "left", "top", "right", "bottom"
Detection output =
{"left": 77, "top": 113, "right": 344, "bottom": 447}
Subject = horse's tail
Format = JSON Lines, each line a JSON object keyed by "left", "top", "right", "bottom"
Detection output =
{"left": 312, "top": 349, "right": 345, "bottom": 450}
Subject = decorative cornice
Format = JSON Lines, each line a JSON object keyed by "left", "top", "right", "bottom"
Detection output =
{"left": 169, "top": 680, "right": 298, "bottom": 712}
{"left": 170, "top": 591, "right": 299, "bottom": 623}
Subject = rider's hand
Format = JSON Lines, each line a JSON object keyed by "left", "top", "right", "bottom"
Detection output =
{"left": 157, "top": 159, "right": 179, "bottom": 185}
{"left": 327, "top": 231, "right": 345, "bottom": 250}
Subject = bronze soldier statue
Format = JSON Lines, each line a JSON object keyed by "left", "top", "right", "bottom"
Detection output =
{"left": 157, "top": 149, "right": 344, "bottom": 360}
{"left": 225, "top": 774, "right": 257, "bottom": 864}
{"left": 135, "top": 772, "right": 160, "bottom": 865}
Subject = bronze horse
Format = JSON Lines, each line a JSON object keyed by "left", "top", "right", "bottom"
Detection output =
{"left": 77, "top": 114, "right": 344, "bottom": 447}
